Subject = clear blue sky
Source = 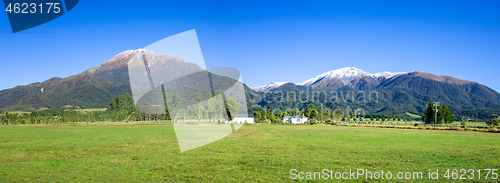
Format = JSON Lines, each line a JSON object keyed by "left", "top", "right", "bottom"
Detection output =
{"left": 1, "top": 0, "right": 499, "bottom": 92}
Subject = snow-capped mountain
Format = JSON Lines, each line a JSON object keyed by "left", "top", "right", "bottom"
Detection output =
{"left": 299, "top": 67, "right": 407, "bottom": 86}
{"left": 252, "top": 82, "right": 288, "bottom": 92}
{"left": 298, "top": 67, "right": 372, "bottom": 86}
{"left": 253, "top": 67, "right": 408, "bottom": 92}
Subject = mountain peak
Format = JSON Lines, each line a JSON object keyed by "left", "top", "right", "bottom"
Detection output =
{"left": 82, "top": 49, "right": 192, "bottom": 84}
{"left": 252, "top": 82, "right": 288, "bottom": 92}
{"left": 84, "top": 50, "right": 138, "bottom": 75}
{"left": 298, "top": 67, "right": 372, "bottom": 86}
{"left": 106, "top": 50, "right": 137, "bottom": 64}
{"left": 83, "top": 49, "right": 179, "bottom": 75}
{"left": 297, "top": 67, "right": 410, "bottom": 87}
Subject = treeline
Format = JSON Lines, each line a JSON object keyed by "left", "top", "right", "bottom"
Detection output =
{"left": 4, "top": 93, "right": 487, "bottom": 126}
{"left": 251, "top": 87, "right": 500, "bottom": 122}
{"left": 0, "top": 93, "right": 412, "bottom": 125}
{"left": 250, "top": 104, "right": 412, "bottom": 124}
{"left": 0, "top": 93, "right": 170, "bottom": 125}
{"left": 0, "top": 92, "right": 240, "bottom": 125}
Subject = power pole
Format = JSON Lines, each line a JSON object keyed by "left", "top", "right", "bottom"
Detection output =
{"left": 433, "top": 102, "right": 440, "bottom": 127}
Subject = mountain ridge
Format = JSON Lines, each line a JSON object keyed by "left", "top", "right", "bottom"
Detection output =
{"left": 253, "top": 67, "right": 481, "bottom": 92}
{"left": 251, "top": 67, "right": 500, "bottom": 120}
{"left": 253, "top": 67, "right": 410, "bottom": 92}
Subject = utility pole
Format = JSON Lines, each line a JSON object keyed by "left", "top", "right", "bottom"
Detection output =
{"left": 433, "top": 102, "right": 440, "bottom": 127}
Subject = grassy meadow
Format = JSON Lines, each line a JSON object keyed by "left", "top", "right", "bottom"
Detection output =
{"left": 0, "top": 124, "right": 499, "bottom": 182}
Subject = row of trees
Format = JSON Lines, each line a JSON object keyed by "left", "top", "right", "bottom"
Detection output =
{"left": 188, "top": 91, "right": 238, "bottom": 122}
{"left": 102, "top": 92, "right": 239, "bottom": 123}
{"left": 249, "top": 104, "right": 410, "bottom": 124}
{"left": 0, "top": 93, "right": 147, "bottom": 124}
{"left": 3, "top": 95, "right": 495, "bottom": 128}
{"left": 0, "top": 109, "right": 119, "bottom": 124}
{"left": 0, "top": 92, "right": 240, "bottom": 125}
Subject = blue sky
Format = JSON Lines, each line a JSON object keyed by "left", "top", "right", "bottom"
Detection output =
{"left": 1, "top": 0, "right": 499, "bottom": 92}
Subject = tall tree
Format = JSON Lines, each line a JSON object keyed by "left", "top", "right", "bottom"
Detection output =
{"left": 109, "top": 93, "right": 137, "bottom": 121}
{"left": 443, "top": 104, "right": 454, "bottom": 123}
{"left": 304, "top": 104, "right": 320, "bottom": 119}
{"left": 422, "top": 99, "right": 453, "bottom": 124}
{"left": 166, "top": 92, "right": 182, "bottom": 122}
{"left": 196, "top": 90, "right": 204, "bottom": 121}
{"left": 422, "top": 99, "right": 434, "bottom": 124}
{"left": 226, "top": 97, "right": 238, "bottom": 120}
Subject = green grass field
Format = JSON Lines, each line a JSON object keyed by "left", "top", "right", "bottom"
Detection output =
{"left": 451, "top": 121, "right": 487, "bottom": 127}
{"left": 406, "top": 112, "right": 422, "bottom": 119}
{"left": 0, "top": 124, "right": 499, "bottom": 182}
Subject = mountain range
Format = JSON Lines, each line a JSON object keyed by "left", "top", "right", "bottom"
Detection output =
{"left": 255, "top": 67, "right": 415, "bottom": 92}
{"left": 253, "top": 67, "right": 500, "bottom": 120}
{"left": 0, "top": 49, "right": 254, "bottom": 112}
{"left": 1, "top": 50, "right": 499, "bottom": 121}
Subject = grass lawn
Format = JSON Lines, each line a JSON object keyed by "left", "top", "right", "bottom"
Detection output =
{"left": 451, "top": 121, "right": 487, "bottom": 127}
{"left": 0, "top": 124, "right": 499, "bottom": 182}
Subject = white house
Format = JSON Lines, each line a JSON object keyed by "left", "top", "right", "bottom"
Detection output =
{"left": 283, "top": 115, "right": 308, "bottom": 124}
{"left": 232, "top": 114, "right": 255, "bottom": 124}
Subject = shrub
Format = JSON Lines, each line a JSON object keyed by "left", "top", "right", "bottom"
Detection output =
{"left": 325, "top": 119, "right": 335, "bottom": 125}
{"left": 486, "top": 118, "right": 499, "bottom": 127}
{"left": 461, "top": 121, "right": 466, "bottom": 128}
{"left": 263, "top": 119, "right": 271, "bottom": 124}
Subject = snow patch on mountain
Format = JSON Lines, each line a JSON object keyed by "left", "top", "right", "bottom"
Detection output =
{"left": 106, "top": 50, "right": 136, "bottom": 64}
{"left": 298, "top": 67, "right": 372, "bottom": 86}
{"left": 298, "top": 67, "right": 408, "bottom": 86}
{"left": 372, "top": 71, "right": 407, "bottom": 79}
{"left": 252, "top": 82, "right": 288, "bottom": 92}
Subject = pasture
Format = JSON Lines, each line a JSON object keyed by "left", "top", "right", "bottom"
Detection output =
{"left": 0, "top": 124, "right": 499, "bottom": 182}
